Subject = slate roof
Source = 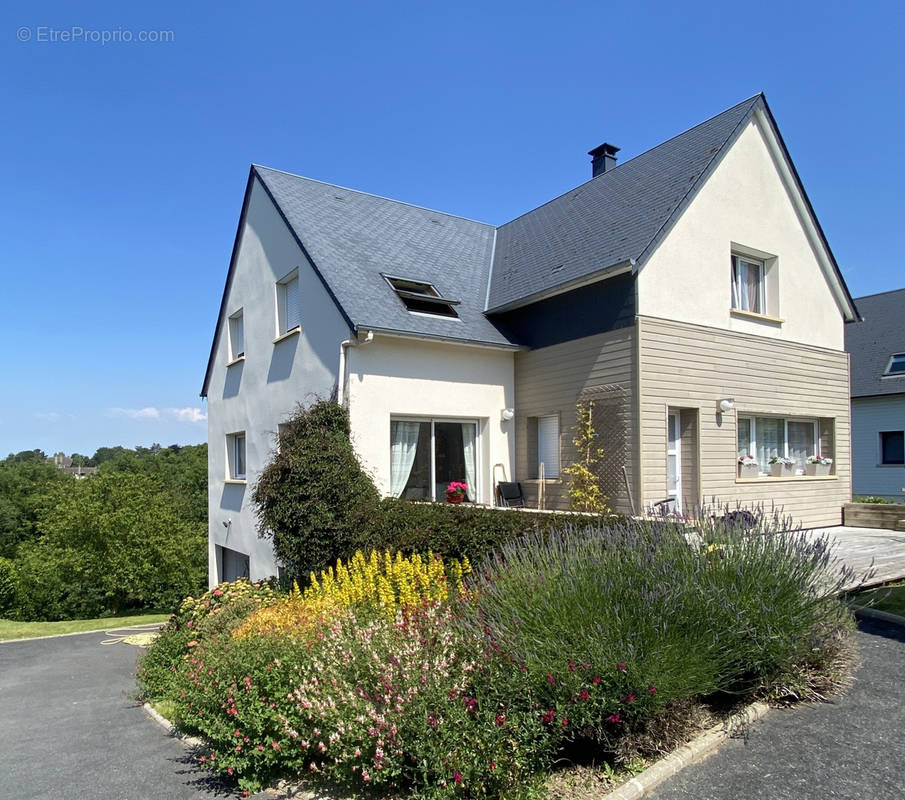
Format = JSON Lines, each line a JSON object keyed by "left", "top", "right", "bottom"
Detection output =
{"left": 487, "top": 96, "right": 762, "bottom": 311}
{"left": 253, "top": 166, "right": 512, "bottom": 348}
{"left": 846, "top": 288, "right": 905, "bottom": 398}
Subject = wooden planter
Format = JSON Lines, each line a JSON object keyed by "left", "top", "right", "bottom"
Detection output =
{"left": 805, "top": 462, "right": 831, "bottom": 476}
{"left": 770, "top": 463, "right": 793, "bottom": 477}
{"left": 738, "top": 462, "right": 760, "bottom": 479}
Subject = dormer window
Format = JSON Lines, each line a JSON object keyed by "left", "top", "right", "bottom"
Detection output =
{"left": 884, "top": 354, "right": 905, "bottom": 376}
{"left": 384, "top": 275, "right": 460, "bottom": 318}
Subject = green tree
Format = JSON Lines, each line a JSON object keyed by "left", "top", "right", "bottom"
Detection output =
{"left": 562, "top": 400, "right": 610, "bottom": 514}
{"left": 0, "top": 460, "right": 71, "bottom": 558}
{"left": 15, "top": 471, "right": 206, "bottom": 620}
{"left": 252, "top": 401, "right": 380, "bottom": 578}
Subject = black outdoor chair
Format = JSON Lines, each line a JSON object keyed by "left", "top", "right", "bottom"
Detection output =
{"left": 497, "top": 481, "right": 525, "bottom": 508}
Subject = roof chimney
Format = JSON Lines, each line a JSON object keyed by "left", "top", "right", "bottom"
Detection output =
{"left": 588, "top": 142, "right": 620, "bottom": 177}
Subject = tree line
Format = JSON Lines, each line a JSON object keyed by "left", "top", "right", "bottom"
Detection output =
{"left": 0, "top": 444, "right": 208, "bottom": 620}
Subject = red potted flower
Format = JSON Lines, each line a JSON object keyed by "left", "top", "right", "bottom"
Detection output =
{"left": 445, "top": 481, "right": 468, "bottom": 504}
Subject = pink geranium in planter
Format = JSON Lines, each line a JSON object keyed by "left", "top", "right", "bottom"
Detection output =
{"left": 445, "top": 481, "right": 468, "bottom": 504}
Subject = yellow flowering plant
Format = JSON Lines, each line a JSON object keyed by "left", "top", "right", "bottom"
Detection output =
{"left": 235, "top": 549, "right": 470, "bottom": 638}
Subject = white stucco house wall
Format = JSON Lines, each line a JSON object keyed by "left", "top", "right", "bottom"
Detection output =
{"left": 845, "top": 289, "right": 905, "bottom": 502}
{"left": 202, "top": 94, "right": 859, "bottom": 586}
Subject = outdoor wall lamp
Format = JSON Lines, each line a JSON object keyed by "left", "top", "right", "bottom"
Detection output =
{"left": 717, "top": 398, "right": 735, "bottom": 413}
{"left": 501, "top": 408, "right": 515, "bottom": 422}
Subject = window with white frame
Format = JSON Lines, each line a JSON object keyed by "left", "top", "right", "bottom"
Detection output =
{"left": 731, "top": 254, "right": 766, "bottom": 314}
{"left": 276, "top": 269, "right": 301, "bottom": 335}
{"left": 228, "top": 309, "right": 244, "bottom": 361}
{"left": 226, "top": 432, "right": 246, "bottom": 480}
{"left": 390, "top": 418, "right": 478, "bottom": 502}
{"left": 880, "top": 431, "right": 904, "bottom": 465}
{"left": 737, "top": 416, "right": 829, "bottom": 474}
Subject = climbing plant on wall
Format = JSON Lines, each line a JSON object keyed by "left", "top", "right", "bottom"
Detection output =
{"left": 563, "top": 400, "right": 610, "bottom": 514}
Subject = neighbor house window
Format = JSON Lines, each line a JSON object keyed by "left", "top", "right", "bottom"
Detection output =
{"left": 880, "top": 431, "right": 905, "bottom": 465}
{"left": 276, "top": 269, "right": 301, "bottom": 335}
{"left": 217, "top": 545, "right": 249, "bottom": 582}
{"left": 228, "top": 309, "right": 244, "bottom": 361}
{"left": 731, "top": 254, "right": 766, "bottom": 314}
{"left": 390, "top": 418, "right": 477, "bottom": 501}
{"left": 227, "top": 432, "right": 246, "bottom": 480}
{"left": 883, "top": 354, "right": 905, "bottom": 376}
{"left": 383, "top": 275, "right": 460, "bottom": 318}
{"left": 737, "top": 416, "right": 828, "bottom": 474}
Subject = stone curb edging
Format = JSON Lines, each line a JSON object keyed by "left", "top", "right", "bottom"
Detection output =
{"left": 851, "top": 603, "right": 905, "bottom": 627}
{"left": 143, "top": 702, "right": 206, "bottom": 749}
{"left": 603, "top": 701, "right": 772, "bottom": 800}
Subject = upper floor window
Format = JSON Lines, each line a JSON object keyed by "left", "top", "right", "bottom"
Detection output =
{"left": 883, "top": 354, "right": 905, "bottom": 376}
{"left": 228, "top": 309, "right": 244, "bottom": 361}
{"left": 880, "top": 431, "right": 904, "bottom": 465}
{"left": 383, "top": 275, "right": 460, "bottom": 318}
{"left": 227, "top": 432, "right": 246, "bottom": 480}
{"left": 276, "top": 269, "right": 301, "bottom": 335}
{"left": 731, "top": 254, "right": 765, "bottom": 315}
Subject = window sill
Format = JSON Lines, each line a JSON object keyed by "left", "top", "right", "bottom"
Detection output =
{"left": 224, "top": 478, "right": 247, "bottom": 485}
{"left": 730, "top": 308, "right": 784, "bottom": 325}
{"left": 877, "top": 463, "right": 905, "bottom": 468}
{"left": 226, "top": 355, "right": 245, "bottom": 367}
{"left": 736, "top": 475, "right": 837, "bottom": 483}
{"left": 273, "top": 327, "right": 300, "bottom": 344}
{"left": 522, "top": 478, "right": 563, "bottom": 485}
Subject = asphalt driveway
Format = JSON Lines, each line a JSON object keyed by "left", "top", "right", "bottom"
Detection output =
{"left": 647, "top": 617, "right": 905, "bottom": 800}
{"left": 0, "top": 628, "right": 230, "bottom": 800}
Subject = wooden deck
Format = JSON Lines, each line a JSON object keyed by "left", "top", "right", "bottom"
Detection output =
{"left": 805, "top": 526, "right": 905, "bottom": 592}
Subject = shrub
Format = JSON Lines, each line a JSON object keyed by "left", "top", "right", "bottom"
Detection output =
{"left": 137, "top": 579, "right": 278, "bottom": 703}
{"left": 0, "top": 557, "right": 17, "bottom": 616}
{"left": 853, "top": 495, "right": 891, "bottom": 504}
{"left": 365, "top": 498, "right": 608, "bottom": 565}
{"left": 252, "top": 401, "right": 380, "bottom": 578}
{"left": 459, "top": 512, "right": 852, "bottom": 750}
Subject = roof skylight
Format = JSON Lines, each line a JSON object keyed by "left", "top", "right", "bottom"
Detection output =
{"left": 384, "top": 275, "right": 460, "bottom": 318}
{"left": 884, "top": 353, "right": 905, "bottom": 376}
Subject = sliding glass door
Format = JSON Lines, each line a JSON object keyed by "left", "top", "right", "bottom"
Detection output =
{"left": 390, "top": 418, "right": 478, "bottom": 502}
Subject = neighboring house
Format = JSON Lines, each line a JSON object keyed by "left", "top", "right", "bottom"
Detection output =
{"left": 202, "top": 93, "right": 859, "bottom": 584}
{"left": 48, "top": 453, "right": 98, "bottom": 479}
{"left": 845, "top": 289, "right": 905, "bottom": 502}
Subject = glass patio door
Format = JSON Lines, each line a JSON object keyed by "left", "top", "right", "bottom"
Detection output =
{"left": 390, "top": 419, "right": 478, "bottom": 502}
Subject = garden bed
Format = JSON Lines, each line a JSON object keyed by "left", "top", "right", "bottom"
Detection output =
{"left": 137, "top": 514, "right": 855, "bottom": 799}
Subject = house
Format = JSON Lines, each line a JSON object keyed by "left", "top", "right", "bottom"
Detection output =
{"left": 845, "top": 289, "right": 905, "bottom": 502}
{"left": 202, "top": 94, "right": 859, "bottom": 585}
{"left": 48, "top": 453, "right": 98, "bottom": 479}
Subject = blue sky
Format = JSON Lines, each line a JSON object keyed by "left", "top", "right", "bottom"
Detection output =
{"left": 2, "top": 0, "right": 903, "bottom": 457}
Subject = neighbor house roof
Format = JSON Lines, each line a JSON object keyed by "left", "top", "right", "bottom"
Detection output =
{"left": 846, "top": 288, "right": 905, "bottom": 398}
{"left": 253, "top": 166, "right": 512, "bottom": 349}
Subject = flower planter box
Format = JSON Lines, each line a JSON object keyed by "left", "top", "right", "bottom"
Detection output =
{"left": 445, "top": 493, "right": 464, "bottom": 504}
{"left": 770, "top": 463, "right": 793, "bottom": 478}
{"left": 738, "top": 462, "right": 760, "bottom": 479}
{"left": 805, "top": 463, "right": 831, "bottom": 476}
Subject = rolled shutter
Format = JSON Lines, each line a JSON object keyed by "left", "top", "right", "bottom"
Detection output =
{"left": 537, "top": 415, "right": 560, "bottom": 478}
{"left": 285, "top": 276, "right": 301, "bottom": 331}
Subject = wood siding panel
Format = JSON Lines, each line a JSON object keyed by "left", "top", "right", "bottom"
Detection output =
{"left": 515, "top": 327, "right": 636, "bottom": 514}
{"left": 639, "top": 316, "right": 851, "bottom": 527}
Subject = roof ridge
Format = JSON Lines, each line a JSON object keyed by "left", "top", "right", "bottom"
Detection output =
{"left": 252, "top": 164, "right": 495, "bottom": 229}
{"left": 497, "top": 94, "right": 763, "bottom": 231}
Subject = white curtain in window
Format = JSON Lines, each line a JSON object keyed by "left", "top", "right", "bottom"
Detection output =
{"left": 733, "top": 259, "right": 762, "bottom": 313}
{"left": 788, "top": 421, "right": 815, "bottom": 472}
{"left": 390, "top": 421, "right": 421, "bottom": 498}
{"left": 537, "top": 416, "right": 560, "bottom": 478}
{"left": 756, "top": 417, "right": 783, "bottom": 471}
{"left": 461, "top": 423, "right": 477, "bottom": 501}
